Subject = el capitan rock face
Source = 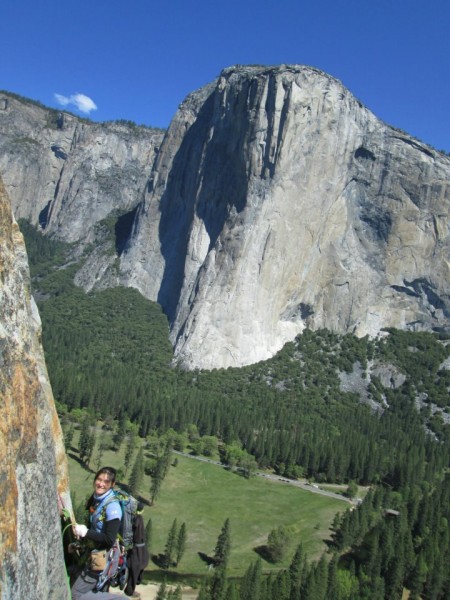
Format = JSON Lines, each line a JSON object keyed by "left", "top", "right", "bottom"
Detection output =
{"left": 0, "top": 177, "right": 71, "bottom": 600}
{"left": 120, "top": 65, "right": 450, "bottom": 369}
{"left": 1, "top": 66, "right": 450, "bottom": 370}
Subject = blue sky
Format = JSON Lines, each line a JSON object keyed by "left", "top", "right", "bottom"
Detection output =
{"left": 1, "top": 0, "right": 449, "bottom": 151}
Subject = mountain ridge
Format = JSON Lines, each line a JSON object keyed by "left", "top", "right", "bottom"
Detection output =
{"left": 1, "top": 65, "right": 450, "bottom": 370}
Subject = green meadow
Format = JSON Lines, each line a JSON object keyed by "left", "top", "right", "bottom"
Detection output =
{"left": 67, "top": 448, "right": 347, "bottom": 582}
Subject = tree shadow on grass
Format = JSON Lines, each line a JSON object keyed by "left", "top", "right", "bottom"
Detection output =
{"left": 198, "top": 552, "right": 216, "bottom": 567}
{"left": 324, "top": 538, "right": 337, "bottom": 551}
{"left": 135, "top": 494, "right": 152, "bottom": 507}
{"left": 143, "top": 569, "right": 203, "bottom": 586}
{"left": 253, "top": 545, "right": 276, "bottom": 564}
{"left": 68, "top": 452, "right": 92, "bottom": 472}
{"left": 151, "top": 553, "right": 170, "bottom": 569}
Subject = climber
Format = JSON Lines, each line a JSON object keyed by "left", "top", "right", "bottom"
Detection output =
{"left": 70, "top": 466, "right": 124, "bottom": 600}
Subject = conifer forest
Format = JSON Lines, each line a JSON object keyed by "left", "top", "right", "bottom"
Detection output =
{"left": 20, "top": 220, "right": 450, "bottom": 599}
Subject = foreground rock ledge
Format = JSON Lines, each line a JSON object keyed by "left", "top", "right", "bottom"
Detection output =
{"left": 0, "top": 177, "right": 70, "bottom": 600}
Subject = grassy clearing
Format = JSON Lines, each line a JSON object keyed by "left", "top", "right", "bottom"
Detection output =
{"left": 67, "top": 442, "right": 346, "bottom": 581}
{"left": 153, "top": 455, "right": 345, "bottom": 576}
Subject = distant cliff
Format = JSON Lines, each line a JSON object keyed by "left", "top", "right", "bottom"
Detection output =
{"left": 120, "top": 65, "right": 450, "bottom": 368}
{"left": 0, "top": 92, "right": 163, "bottom": 290}
{"left": 1, "top": 66, "right": 450, "bottom": 370}
{"left": 0, "top": 177, "right": 71, "bottom": 600}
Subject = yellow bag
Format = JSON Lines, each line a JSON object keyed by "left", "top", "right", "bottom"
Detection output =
{"left": 89, "top": 549, "right": 107, "bottom": 571}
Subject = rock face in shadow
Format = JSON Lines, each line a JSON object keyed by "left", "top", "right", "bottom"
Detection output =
{"left": 120, "top": 65, "right": 450, "bottom": 369}
{"left": 0, "top": 177, "right": 71, "bottom": 600}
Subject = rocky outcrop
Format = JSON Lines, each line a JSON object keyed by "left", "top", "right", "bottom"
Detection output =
{"left": 0, "top": 92, "right": 163, "bottom": 289}
{"left": 0, "top": 177, "right": 71, "bottom": 600}
{"left": 120, "top": 65, "right": 450, "bottom": 369}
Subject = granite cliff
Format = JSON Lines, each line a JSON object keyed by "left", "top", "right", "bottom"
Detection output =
{"left": 0, "top": 177, "right": 71, "bottom": 600}
{"left": 0, "top": 92, "right": 163, "bottom": 290}
{"left": 1, "top": 66, "right": 450, "bottom": 370}
{"left": 120, "top": 65, "right": 450, "bottom": 368}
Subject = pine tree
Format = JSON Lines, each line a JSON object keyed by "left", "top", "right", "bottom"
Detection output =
{"left": 167, "top": 585, "right": 182, "bottom": 600}
{"left": 239, "top": 453, "right": 258, "bottom": 479}
{"left": 210, "top": 568, "right": 227, "bottom": 600}
{"left": 197, "top": 577, "right": 211, "bottom": 600}
{"left": 301, "top": 568, "right": 316, "bottom": 600}
{"left": 385, "top": 549, "right": 406, "bottom": 600}
{"left": 263, "top": 573, "right": 275, "bottom": 600}
{"left": 78, "top": 414, "right": 92, "bottom": 464}
{"left": 267, "top": 525, "right": 290, "bottom": 563}
{"left": 113, "top": 415, "right": 127, "bottom": 452}
{"left": 345, "top": 480, "right": 358, "bottom": 499}
{"left": 84, "top": 428, "right": 96, "bottom": 467}
{"left": 124, "top": 434, "right": 137, "bottom": 476}
{"left": 164, "top": 519, "right": 178, "bottom": 568}
{"left": 150, "top": 463, "right": 163, "bottom": 503}
{"left": 176, "top": 522, "right": 187, "bottom": 566}
{"left": 150, "top": 443, "right": 172, "bottom": 503}
{"left": 64, "top": 423, "right": 75, "bottom": 449}
{"left": 161, "top": 440, "right": 173, "bottom": 478}
{"left": 210, "top": 518, "right": 231, "bottom": 600}
{"left": 408, "top": 553, "right": 428, "bottom": 600}
{"left": 223, "top": 582, "right": 239, "bottom": 600}
{"left": 128, "top": 447, "right": 144, "bottom": 497}
{"left": 94, "top": 431, "right": 107, "bottom": 471}
{"left": 213, "top": 518, "right": 231, "bottom": 569}
{"left": 240, "top": 559, "right": 262, "bottom": 600}
{"left": 273, "top": 570, "right": 290, "bottom": 600}
{"left": 289, "top": 543, "right": 307, "bottom": 600}
{"left": 326, "top": 555, "right": 340, "bottom": 600}
{"left": 425, "top": 551, "right": 446, "bottom": 600}
{"left": 156, "top": 580, "right": 167, "bottom": 600}
{"left": 313, "top": 555, "right": 329, "bottom": 600}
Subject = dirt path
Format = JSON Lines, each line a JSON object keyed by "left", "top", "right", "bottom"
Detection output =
{"left": 113, "top": 582, "right": 198, "bottom": 599}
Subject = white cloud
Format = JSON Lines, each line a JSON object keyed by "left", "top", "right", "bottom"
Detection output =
{"left": 54, "top": 93, "right": 98, "bottom": 115}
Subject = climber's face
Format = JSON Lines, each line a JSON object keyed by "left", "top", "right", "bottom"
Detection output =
{"left": 94, "top": 473, "right": 113, "bottom": 496}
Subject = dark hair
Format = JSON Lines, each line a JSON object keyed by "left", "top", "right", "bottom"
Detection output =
{"left": 94, "top": 467, "right": 117, "bottom": 484}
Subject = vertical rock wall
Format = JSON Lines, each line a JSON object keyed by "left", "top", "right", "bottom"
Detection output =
{"left": 0, "top": 177, "right": 71, "bottom": 600}
{"left": 121, "top": 65, "right": 450, "bottom": 369}
{"left": 0, "top": 92, "right": 164, "bottom": 292}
